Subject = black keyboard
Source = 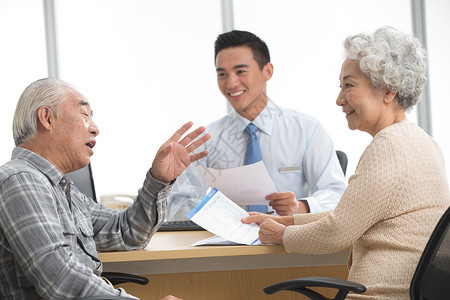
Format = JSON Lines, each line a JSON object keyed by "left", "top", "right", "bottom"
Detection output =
{"left": 157, "top": 220, "right": 205, "bottom": 232}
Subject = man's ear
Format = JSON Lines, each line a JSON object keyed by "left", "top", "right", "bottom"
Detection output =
{"left": 36, "top": 106, "right": 54, "bottom": 131}
{"left": 263, "top": 62, "right": 274, "bottom": 81}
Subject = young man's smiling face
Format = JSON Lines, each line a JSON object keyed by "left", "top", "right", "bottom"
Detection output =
{"left": 215, "top": 46, "right": 273, "bottom": 121}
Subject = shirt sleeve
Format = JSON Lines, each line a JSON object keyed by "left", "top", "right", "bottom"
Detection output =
{"left": 0, "top": 172, "right": 134, "bottom": 300}
{"left": 300, "top": 121, "right": 348, "bottom": 213}
{"left": 89, "top": 169, "right": 172, "bottom": 251}
{"left": 283, "top": 136, "right": 398, "bottom": 254}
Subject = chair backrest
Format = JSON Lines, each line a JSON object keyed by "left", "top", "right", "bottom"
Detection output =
{"left": 67, "top": 163, "right": 97, "bottom": 202}
{"left": 336, "top": 150, "right": 348, "bottom": 176}
{"left": 410, "top": 206, "right": 450, "bottom": 299}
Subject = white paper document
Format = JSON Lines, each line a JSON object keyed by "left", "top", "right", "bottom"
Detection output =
{"left": 186, "top": 188, "right": 261, "bottom": 245}
{"left": 197, "top": 161, "right": 277, "bottom": 205}
{"left": 191, "top": 234, "right": 241, "bottom": 246}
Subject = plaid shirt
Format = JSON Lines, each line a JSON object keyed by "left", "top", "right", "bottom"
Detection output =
{"left": 0, "top": 147, "right": 170, "bottom": 299}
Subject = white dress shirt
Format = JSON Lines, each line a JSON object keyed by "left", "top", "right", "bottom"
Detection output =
{"left": 167, "top": 100, "right": 347, "bottom": 220}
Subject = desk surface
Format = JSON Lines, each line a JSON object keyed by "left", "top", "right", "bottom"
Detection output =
{"left": 100, "top": 231, "right": 350, "bottom": 300}
{"left": 99, "top": 231, "right": 349, "bottom": 276}
{"left": 99, "top": 231, "right": 288, "bottom": 263}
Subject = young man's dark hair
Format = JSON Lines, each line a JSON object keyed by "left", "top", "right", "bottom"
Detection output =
{"left": 214, "top": 30, "right": 271, "bottom": 70}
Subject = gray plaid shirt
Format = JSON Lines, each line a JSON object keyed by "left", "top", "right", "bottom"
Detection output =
{"left": 0, "top": 147, "right": 170, "bottom": 299}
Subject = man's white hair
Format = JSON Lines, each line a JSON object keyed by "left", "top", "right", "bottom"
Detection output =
{"left": 13, "top": 78, "right": 76, "bottom": 146}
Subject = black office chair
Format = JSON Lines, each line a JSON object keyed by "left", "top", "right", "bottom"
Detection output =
{"left": 263, "top": 206, "right": 450, "bottom": 300}
{"left": 69, "top": 272, "right": 148, "bottom": 300}
{"left": 410, "top": 206, "right": 450, "bottom": 299}
{"left": 336, "top": 150, "right": 348, "bottom": 176}
{"left": 100, "top": 272, "right": 148, "bottom": 286}
{"left": 76, "top": 296, "right": 134, "bottom": 300}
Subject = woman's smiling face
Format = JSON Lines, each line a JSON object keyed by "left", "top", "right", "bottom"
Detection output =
{"left": 336, "top": 59, "right": 389, "bottom": 137}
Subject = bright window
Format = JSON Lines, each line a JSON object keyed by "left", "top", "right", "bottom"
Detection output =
{"left": 0, "top": 1, "right": 47, "bottom": 165}
{"left": 1, "top": 1, "right": 448, "bottom": 198}
{"left": 426, "top": 0, "right": 450, "bottom": 182}
{"left": 55, "top": 0, "right": 223, "bottom": 196}
{"left": 234, "top": 0, "right": 414, "bottom": 177}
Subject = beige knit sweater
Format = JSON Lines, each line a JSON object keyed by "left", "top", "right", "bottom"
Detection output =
{"left": 283, "top": 121, "right": 450, "bottom": 299}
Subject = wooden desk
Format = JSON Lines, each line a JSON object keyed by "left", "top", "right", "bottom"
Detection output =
{"left": 99, "top": 231, "right": 349, "bottom": 300}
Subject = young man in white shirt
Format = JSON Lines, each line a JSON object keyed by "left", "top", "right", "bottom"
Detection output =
{"left": 167, "top": 30, "right": 347, "bottom": 219}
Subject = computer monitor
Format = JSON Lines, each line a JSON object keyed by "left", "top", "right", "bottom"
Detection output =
{"left": 66, "top": 163, "right": 97, "bottom": 202}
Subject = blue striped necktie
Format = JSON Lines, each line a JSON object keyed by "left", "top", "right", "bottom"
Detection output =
{"left": 245, "top": 123, "right": 268, "bottom": 213}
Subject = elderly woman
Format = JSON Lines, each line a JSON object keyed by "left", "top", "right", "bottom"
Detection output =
{"left": 242, "top": 26, "right": 450, "bottom": 299}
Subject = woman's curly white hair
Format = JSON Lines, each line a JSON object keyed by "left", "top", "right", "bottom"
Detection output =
{"left": 344, "top": 26, "right": 427, "bottom": 111}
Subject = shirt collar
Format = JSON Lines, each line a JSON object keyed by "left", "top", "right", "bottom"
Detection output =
{"left": 12, "top": 147, "right": 67, "bottom": 186}
{"left": 231, "top": 99, "right": 276, "bottom": 137}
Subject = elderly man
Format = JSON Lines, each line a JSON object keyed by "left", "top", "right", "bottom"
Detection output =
{"left": 0, "top": 78, "right": 210, "bottom": 300}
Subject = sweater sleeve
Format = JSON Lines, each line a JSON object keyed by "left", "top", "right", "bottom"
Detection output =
{"left": 283, "top": 135, "right": 399, "bottom": 254}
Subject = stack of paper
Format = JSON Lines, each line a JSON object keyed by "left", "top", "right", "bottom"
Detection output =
{"left": 186, "top": 188, "right": 261, "bottom": 245}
